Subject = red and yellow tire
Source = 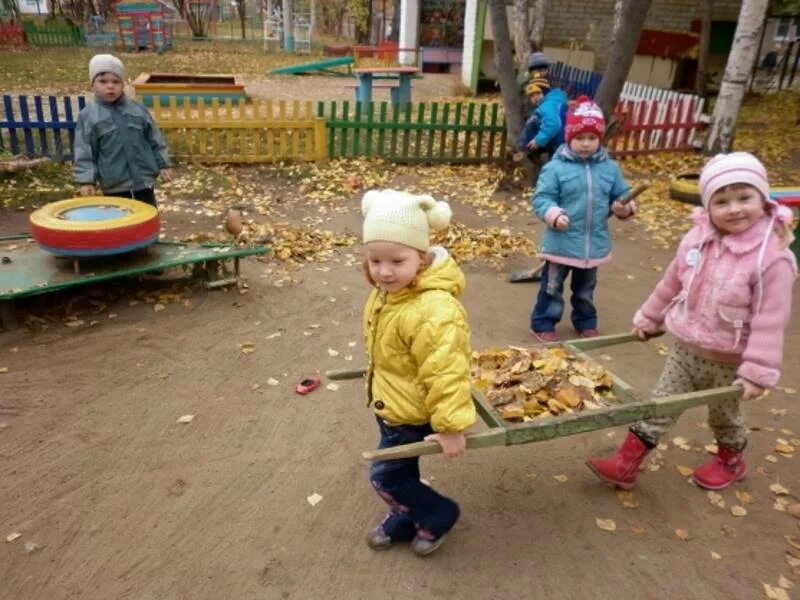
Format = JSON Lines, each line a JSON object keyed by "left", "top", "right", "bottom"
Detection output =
{"left": 30, "top": 197, "right": 160, "bottom": 257}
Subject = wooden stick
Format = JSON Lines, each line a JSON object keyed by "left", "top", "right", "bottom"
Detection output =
{"left": 326, "top": 368, "right": 366, "bottom": 380}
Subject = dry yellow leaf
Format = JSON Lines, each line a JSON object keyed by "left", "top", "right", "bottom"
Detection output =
{"left": 240, "top": 341, "right": 256, "bottom": 355}
{"left": 786, "top": 536, "right": 800, "bottom": 551}
{"left": 553, "top": 474, "right": 568, "bottom": 483}
{"left": 779, "top": 575, "right": 794, "bottom": 589}
{"left": 766, "top": 455, "right": 780, "bottom": 463}
{"left": 764, "top": 584, "right": 791, "bottom": 600}
{"left": 710, "top": 551, "right": 722, "bottom": 560}
{"left": 736, "top": 490, "right": 753, "bottom": 504}
{"left": 788, "top": 504, "right": 800, "bottom": 518}
{"left": 153, "top": 303, "right": 166, "bottom": 312}
{"left": 776, "top": 443, "right": 795, "bottom": 455}
{"left": 676, "top": 465, "right": 694, "bottom": 477}
{"left": 596, "top": 518, "right": 616, "bottom": 532}
{"left": 730, "top": 505, "right": 748, "bottom": 517}
{"left": 675, "top": 528, "right": 690, "bottom": 541}
{"left": 771, "top": 483, "right": 791, "bottom": 496}
{"left": 705, "top": 443, "right": 719, "bottom": 454}
{"left": 707, "top": 491, "right": 726, "bottom": 509}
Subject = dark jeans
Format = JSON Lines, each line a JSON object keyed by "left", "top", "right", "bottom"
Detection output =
{"left": 369, "top": 418, "right": 460, "bottom": 542}
{"left": 108, "top": 187, "right": 157, "bottom": 208}
{"left": 531, "top": 261, "right": 598, "bottom": 333}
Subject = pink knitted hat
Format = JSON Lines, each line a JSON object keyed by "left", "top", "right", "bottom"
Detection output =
{"left": 699, "top": 152, "right": 771, "bottom": 208}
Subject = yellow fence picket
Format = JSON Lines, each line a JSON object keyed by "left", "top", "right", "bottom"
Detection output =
{"left": 154, "top": 96, "right": 327, "bottom": 164}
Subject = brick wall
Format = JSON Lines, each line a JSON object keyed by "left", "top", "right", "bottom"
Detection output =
{"left": 541, "top": 0, "right": 743, "bottom": 70}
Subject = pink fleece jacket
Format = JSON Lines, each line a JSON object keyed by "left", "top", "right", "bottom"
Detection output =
{"left": 634, "top": 208, "right": 797, "bottom": 388}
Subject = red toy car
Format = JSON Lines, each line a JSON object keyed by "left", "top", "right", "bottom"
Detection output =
{"left": 295, "top": 376, "right": 321, "bottom": 395}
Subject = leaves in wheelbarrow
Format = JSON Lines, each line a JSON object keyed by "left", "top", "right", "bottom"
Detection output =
{"left": 472, "top": 346, "right": 616, "bottom": 422}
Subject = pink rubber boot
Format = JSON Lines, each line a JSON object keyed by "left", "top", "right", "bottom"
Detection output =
{"left": 692, "top": 446, "right": 747, "bottom": 490}
{"left": 586, "top": 432, "right": 652, "bottom": 490}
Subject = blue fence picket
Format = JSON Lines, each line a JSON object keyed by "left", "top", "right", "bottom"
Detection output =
{"left": 0, "top": 94, "right": 87, "bottom": 160}
{"left": 550, "top": 62, "right": 602, "bottom": 100}
{"left": 48, "top": 96, "right": 64, "bottom": 161}
{"left": 2, "top": 95, "right": 20, "bottom": 155}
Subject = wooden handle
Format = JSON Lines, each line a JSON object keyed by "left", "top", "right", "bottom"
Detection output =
{"left": 325, "top": 368, "right": 366, "bottom": 381}
{"left": 620, "top": 183, "right": 650, "bottom": 204}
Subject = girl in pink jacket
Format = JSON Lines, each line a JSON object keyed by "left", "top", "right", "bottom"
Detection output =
{"left": 587, "top": 152, "right": 797, "bottom": 491}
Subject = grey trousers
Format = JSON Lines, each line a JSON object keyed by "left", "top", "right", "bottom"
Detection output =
{"left": 631, "top": 342, "right": 746, "bottom": 450}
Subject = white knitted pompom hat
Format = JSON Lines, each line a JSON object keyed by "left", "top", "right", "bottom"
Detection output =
{"left": 362, "top": 189, "right": 452, "bottom": 251}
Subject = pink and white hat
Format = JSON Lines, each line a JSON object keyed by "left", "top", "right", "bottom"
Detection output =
{"left": 698, "top": 152, "right": 771, "bottom": 208}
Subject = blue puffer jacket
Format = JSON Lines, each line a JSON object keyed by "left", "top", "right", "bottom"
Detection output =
{"left": 533, "top": 88, "right": 568, "bottom": 151}
{"left": 532, "top": 145, "right": 630, "bottom": 264}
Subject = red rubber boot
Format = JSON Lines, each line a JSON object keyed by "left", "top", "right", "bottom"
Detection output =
{"left": 586, "top": 432, "right": 652, "bottom": 490}
{"left": 692, "top": 446, "right": 747, "bottom": 490}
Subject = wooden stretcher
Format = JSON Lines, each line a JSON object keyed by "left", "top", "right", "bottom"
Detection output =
{"left": 326, "top": 332, "right": 741, "bottom": 461}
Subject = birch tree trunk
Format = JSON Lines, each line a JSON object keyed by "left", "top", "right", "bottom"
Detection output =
{"left": 528, "top": 0, "right": 548, "bottom": 50}
{"left": 704, "top": 0, "right": 769, "bottom": 153}
{"left": 513, "top": 0, "right": 531, "bottom": 71}
{"left": 593, "top": 0, "right": 652, "bottom": 123}
{"left": 695, "top": 0, "right": 712, "bottom": 96}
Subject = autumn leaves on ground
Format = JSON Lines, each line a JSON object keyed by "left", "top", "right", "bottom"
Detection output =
{"left": 2, "top": 58, "right": 800, "bottom": 599}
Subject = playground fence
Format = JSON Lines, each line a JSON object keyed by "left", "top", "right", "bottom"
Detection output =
{"left": 317, "top": 100, "right": 506, "bottom": 164}
{"left": 21, "top": 20, "right": 86, "bottom": 46}
{"left": 0, "top": 95, "right": 87, "bottom": 162}
{"left": 152, "top": 99, "right": 327, "bottom": 163}
{"left": 1, "top": 95, "right": 705, "bottom": 164}
{"left": 0, "top": 22, "right": 26, "bottom": 46}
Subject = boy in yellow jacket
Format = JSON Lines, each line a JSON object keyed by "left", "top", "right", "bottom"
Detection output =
{"left": 360, "top": 189, "right": 476, "bottom": 556}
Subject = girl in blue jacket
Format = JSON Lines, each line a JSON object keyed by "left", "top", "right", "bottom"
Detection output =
{"left": 530, "top": 97, "right": 634, "bottom": 342}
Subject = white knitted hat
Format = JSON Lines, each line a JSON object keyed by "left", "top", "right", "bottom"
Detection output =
{"left": 89, "top": 54, "right": 125, "bottom": 83}
{"left": 362, "top": 189, "right": 452, "bottom": 251}
{"left": 699, "top": 152, "right": 771, "bottom": 208}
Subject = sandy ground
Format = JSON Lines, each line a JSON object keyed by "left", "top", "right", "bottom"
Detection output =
{"left": 1, "top": 163, "right": 799, "bottom": 600}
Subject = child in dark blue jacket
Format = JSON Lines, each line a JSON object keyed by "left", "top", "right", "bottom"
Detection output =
{"left": 529, "top": 97, "right": 634, "bottom": 342}
{"left": 516, "top": 74, "right": 568, "bottom": 158}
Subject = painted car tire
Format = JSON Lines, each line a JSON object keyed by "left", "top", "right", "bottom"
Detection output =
{"left": 669, "top": 174, "right": 800, "bottom": 208}
{"left": 668, "top": 173, "right": 702, "bottom": 205}
{"left": 29, "top": 197, "right": 160, "bottom": 257}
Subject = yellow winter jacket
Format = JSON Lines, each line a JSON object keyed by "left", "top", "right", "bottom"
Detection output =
{"left": 362, "top": 248, "right": 476, "bottom": 433}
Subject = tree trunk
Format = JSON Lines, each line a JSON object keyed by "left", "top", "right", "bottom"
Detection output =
{"left": 695, "top": 0, "right": 712, "bottom": 96}
{"left": 704, "top": 0, "right": 769, "bottom": 153}
{"left": 512, "top": 0, "right": 531, "bottom": 72}
{"left": 488, "top": 0, "right": 525, "bottom": 143}
{"left": 528, "top": 0, "right": 547, "bottom": 50}
{"left": 593, "top": 0, "right": 653, "bottom": 124}
{"left": 237, "top": 0, "right": 247, "bottom": 38}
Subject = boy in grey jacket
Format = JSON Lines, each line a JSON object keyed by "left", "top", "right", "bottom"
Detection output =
{"left": 73, "top": 54, "right": 172, "bottom": 207}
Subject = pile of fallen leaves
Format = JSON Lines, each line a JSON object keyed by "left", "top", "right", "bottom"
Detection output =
{"left": 432, "top": 222, "right": 537, "bottom": 266}
{"left": 472, "top": 346, "right": 617, "bottom": 422}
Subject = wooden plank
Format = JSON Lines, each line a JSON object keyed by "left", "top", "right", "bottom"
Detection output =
{"left": 425, "top": 102, "right": 437, "bottom": 162}
{"left": 48, "top": 96, "right": 63, "bottom": 161}
{"left": 18, "top": 96, "right": 35, "bottom": 156}
{"left": 362, "top": 428, "right": 507, "bottom": 461}
{"left": 401, "top": 102, "right": 412, "bottom": 159}
{"left": 487, "top": 103, "right": 498, "bottom": 159}
{"left": 462, "top": 102, "right": 475, "bottom": 159}
{"left": 364, "top": 385, "right": 742, "bottom": 461}
{"left": 475, "top": 103, "right": 487, "bottom": 160}
{"left": 352, "top": 101, "right": 362, "bottom": 157}
{"left": 364, "top": 102, "right": 374, "bottom": 158}
{"left": 377, "top": 102, "right": 387, "bottom": 157}
{"left": 33, "top": 96, "right": 48, "bottom": 157}
{"left": 413, "top": 102, "right": 425, "bottom": 159}
{"left": 450, "top": 102, "right": 462, "bottom": 158}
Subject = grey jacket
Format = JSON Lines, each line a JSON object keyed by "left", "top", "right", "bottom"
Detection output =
{"left": 73, "top": 95, "right": 170, "bottom": 193}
